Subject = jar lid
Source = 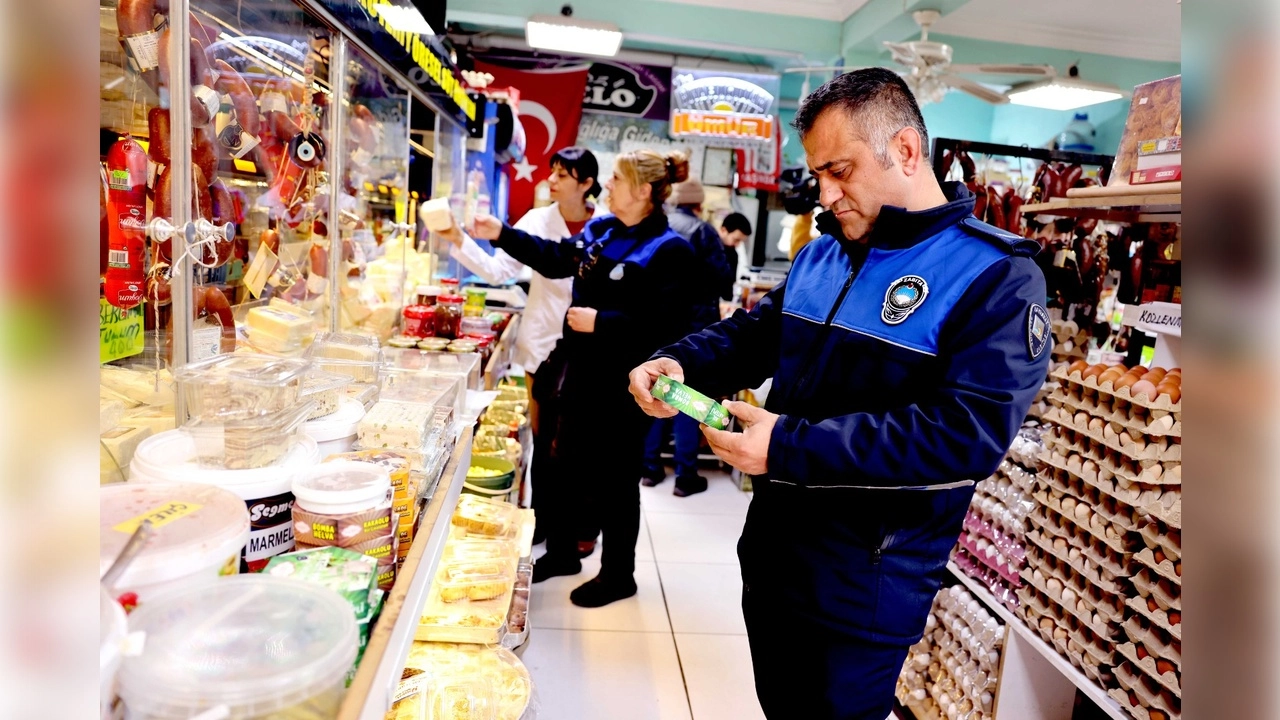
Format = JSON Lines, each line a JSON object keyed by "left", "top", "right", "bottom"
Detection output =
{"left": 439, "top": 294, "right": 466, "bottom": 304}
{"left": 439, "top": 278, "right": 460, "bottom": 287}
{"left": 387, "top": 336, "right": 419, "bottom": 348}
{"left": 415, "top": 285, "right": 441, "bottom": 297}
{"left": 293, "top": 460, "right": 391, "bottom": 507}
{"left": 403, "top": 304, "right": 433, "bottom": 317}
{"left": 418, "top": 338, "right": 451, "bottom": 351}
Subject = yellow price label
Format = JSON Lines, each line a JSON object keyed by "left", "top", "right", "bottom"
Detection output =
{"left": 113, "top": 501, "right": 203, "bottom": 534}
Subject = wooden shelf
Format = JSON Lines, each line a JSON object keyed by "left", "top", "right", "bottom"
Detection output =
{"left": 338, "top": 429, "right": 473, "bottom": 720}
{"left": 1021, "top": 193, "right": 1181, "bottom": 223}
{"left": 947, "top": 563, "right": 1130, "bottom": 720}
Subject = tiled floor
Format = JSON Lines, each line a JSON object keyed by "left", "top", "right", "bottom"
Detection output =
{"left": 522, "top": 468, "right": 766, "bottom": 720}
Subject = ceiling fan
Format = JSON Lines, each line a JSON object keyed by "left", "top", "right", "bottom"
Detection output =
{"left": 884, "top": 9, "right": 1056, "bottom": 104}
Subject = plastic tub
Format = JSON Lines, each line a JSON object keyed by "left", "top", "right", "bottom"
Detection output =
{"left": 383, "top": 347, "right": 481, "bottom": 390}
{"left": 174, "top": 354, "right": 310, "bottom": 420}
{"left": 465, "top": 457, "right": 516, "bottom": 502}
{"left": 304, "top": 397, "right": 366, "bottom": 456}
{"left": 130, "top": 430, "right": 321, "bottom": 572}
{"left": 100, "top": 589, "right": 127, "bottom": 719}
{"left": 308, "top": 331, "right": 382, "bottom": 383}
{"left": 301, "top": 369, "right": 351, "bottom": 420}
{"left": 182, "top": 401, "right": 315, "bottom": 470}
{"left": 292, "top": 460, "right": 393, "bottom": 547}
{"left": 100, "top": 483, "right": 249, "bottom": 606}
{"left": 379, "top": 367, "right": 464, "bottom": 410}
{"left": 117, "top": 575, "right": 358, "bottom": 720}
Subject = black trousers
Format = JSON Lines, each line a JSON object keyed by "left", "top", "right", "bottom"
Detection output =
{"left": 542, "top": 385, "right": 652, "bottom": 579}
{"left": 743, "top": 582, "right": 911, "bottom": 720}
{"left": 528, "top": 367, "right": 599, "bottom": 543}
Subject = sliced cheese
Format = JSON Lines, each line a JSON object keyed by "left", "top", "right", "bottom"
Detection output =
{"left": 247, "top": 306, "right": 314, "bottom": 344}
{"left": 100, "top": 425, "right": 153, "bottom": 484}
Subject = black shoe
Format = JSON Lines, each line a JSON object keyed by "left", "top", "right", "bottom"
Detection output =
{"left": 673, "top": 474, "right": 709, "bottom": 497}
{"left": 577, "top": 540, "right": 597, "bottom": 559}
{"left": 569, "top": 574, "right": 638, "bottom": 608}
{"left": 640, "top": 468, "right": 666, "bottom": 487}
{"left": 532, "top": 553, "right": 582, "bottom": 583}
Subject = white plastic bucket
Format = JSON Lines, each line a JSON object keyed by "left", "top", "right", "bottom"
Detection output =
{"left": 100, "top": 483, "right": 250, "bottom": 606}
{"left": 303, "top": 397, "right": 365, "bottom": 457}
{"left": 130, "top": 430, "right": 320, "bottom": 572}
{"left": 100, "top": 589, "right": 127, "bottom": 720}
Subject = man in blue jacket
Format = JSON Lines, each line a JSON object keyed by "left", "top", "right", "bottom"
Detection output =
{"left": 628, "top": 68, "right": 1050, "bottom": 719}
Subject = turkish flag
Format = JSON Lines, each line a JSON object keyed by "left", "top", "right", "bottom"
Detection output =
{"left": 474, "top": 61, "right": 590, "bottom": 224}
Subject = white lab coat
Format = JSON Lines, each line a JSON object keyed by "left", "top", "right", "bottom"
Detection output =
{"left": 449, "top": 202, "right": 604, "bottom": 373}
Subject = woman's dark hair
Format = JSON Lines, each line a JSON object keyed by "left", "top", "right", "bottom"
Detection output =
{"left": 549, "top": 146, "right": 601, "bottom": 199}
{"left": 721, "top": 212, "right": 752, "bottom": 236}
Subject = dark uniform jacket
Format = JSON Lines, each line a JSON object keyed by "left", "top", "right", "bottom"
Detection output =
{"left": 653, "top": 183, "right": 1051, "bottom": 643}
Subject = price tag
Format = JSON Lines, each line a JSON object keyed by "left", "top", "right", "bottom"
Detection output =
{"left": 244, "top": 243, "right": 279, "bottom": 299}
{"left": 192, "top": 325, "right": 223, "bottom": 361}
{"left": 100, "top": 299, "right": 145, "bottom": 364}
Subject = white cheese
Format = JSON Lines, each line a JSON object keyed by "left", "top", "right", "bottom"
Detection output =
{"left": 358, "top": 400, "right": 434, "bottom": 450}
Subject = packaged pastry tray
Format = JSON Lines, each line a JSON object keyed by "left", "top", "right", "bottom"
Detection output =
{"left": 175, "top": 354, "right": 310, "bottom": 420}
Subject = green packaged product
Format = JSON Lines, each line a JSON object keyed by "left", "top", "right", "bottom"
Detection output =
{"left": 650, "top": 376, "right": 730, "bottom": 430}
{"left": 265, "top": 546, "right": 379, "bottom": 620}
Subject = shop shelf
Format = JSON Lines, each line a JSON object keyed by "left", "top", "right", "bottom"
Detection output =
{"left": 1021, "top": 193, "right": 1181, "bottom": 223}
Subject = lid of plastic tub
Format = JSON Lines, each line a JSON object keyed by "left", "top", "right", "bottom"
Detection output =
{"left": 100, "top": 483, "right": 250, "bottom": 588}
{"left": 117, "top": 575, "right": 357, "bottom": 718}
{"left": 130, "top": 430, "right": 320, "bottom": 497}
{"left": 303, "top": 397, "right": 365, "bottom": 443}
{"left": 293, "top": 460, "right": 391, "bottom": 507}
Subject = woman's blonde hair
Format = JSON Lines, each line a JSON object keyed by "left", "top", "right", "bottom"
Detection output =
{"left": 613, "top": 149, "right": 690, "bottom": 209}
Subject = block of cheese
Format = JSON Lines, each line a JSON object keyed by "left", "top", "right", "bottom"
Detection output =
{"left": 420, "top": 196, "right": 454, "bottom": 232}
{"left": 101, "top": 400, "right": 125, "bottom": 435}
{"left": 101, "top": 366, "right": 175, "bottom": 407}
{"left": 120, "top": 406, "right": 177, "bottom": 436}
{"left": 357, "top": 400, "right": 435, "bottom": 450}
{"left": 100, "top": 425, "right": 152, "bottom": 484}
{"left": 248, "top": 306, "right": 314, "bottom": 346}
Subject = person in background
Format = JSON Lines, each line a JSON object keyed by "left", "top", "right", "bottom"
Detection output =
{"left": 639, "top": 177, "right": 734, "bottom": 497}
{"left": 467, "top": 150, "right": 697, "bottom": 607}
{"left": 789, "top": 209, "right": 817, "bottom": 260}
{"left": 718, "top": 211, "right": 753, "bottom": 286}
{"left": 629, "top": 69, "right": 1050, "bottom": 718}
{"left": 438, "top": 147, "right": 604, "bottom": 555}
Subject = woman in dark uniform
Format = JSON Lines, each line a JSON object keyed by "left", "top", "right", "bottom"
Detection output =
{"left": 467, "top": 149, "right": 697, "bottom": 607}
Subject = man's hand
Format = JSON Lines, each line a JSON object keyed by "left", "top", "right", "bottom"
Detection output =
{"left": 467, "top": 213, "right": 503, "bottom": 241}
{"left": 566, "top": 307, "right": 597, "bottom": 333}
{"left": 628, "top": 357, "right": 684, "bottom": 418}
{"left": 702, "top": 401, "right": 778, "bottom": 476}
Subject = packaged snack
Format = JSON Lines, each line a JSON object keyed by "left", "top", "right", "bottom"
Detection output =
{"left": 450, "top": 495, "right": 519, "bottom": 539}
{"left": 292, "top": 461, "right": 394, "bottom": 547}
{"left": 650, "top": 375, "right": 731, "bottom": 430}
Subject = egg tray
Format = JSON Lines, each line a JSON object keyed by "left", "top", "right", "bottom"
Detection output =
{"left": 1122, "top": 615, "right": 1182, "bottom": 666}
{"left": 1020, "top": 603, "right": 1117, "bottom": 688}
{"left": 1017, "top": 581, "right": 1121, "bottom": 642}
{"left": 1035, "top": 468, "right": 1144, "bottom": 534}
{"left": 1112, "top": 661, "right": 1182, "bottom": 719}
{"left": 1040, "top": 428, "right": 1181, "bottom": 488}
{"left": 1043, "top": 391, "right": 1182, "bottom": 441}
{"left": 962, "top": 505, "right": 1028, "bottom": 550}
{"left": 1029, "top": 496, "right": 1139, "bottom": 558}
{"left": 1020, "top": 551, "right": 1125, "bottom": 625}
{"left": 999, "top": 457, "right": 1040, "bottom": 489}
{"left": 1024, "top": 526, "right": 1133, "bottom": 592}
{"left": 1037, "top": 449, "right": 1182, "bottom": 524}
{"left": 1115, "top": 643, "right": 1181, "bottom": 698}
{"left": 1133, "top": 547, "right": 1182, "bottom": 585}
{"left": 1124, "top": 596, "right": 1182, "bottom": 642}
{"left": 1132, "top": 568, "right": 1181, "bottom": 611}
{"left": 932, "top": 636, "right": 1002, "bottom": 686}
{"left": 1108, "top": 688, "right": 1180, "bottom": 720}
{"left": 1047, "top": 424, "right": 1182, "bottom": 476}
{"left": 1138, "top": 519, "right": 1181, "bottom": 561}
{"left": 950, "top": 553, "right": 1021, "bottom": 614}
{"left": 957, "top": 533, "right": 1024, "bottom": 587}
{"left": 1033, "top": 497, "right": 1136, "bottom": 580}
{"left": 1049, "top": 367, "right": 1183, "bottom": 414}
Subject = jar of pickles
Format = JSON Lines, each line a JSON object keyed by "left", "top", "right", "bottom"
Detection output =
{"left": 463, "top": 288, "right": 487, "bottom": 317}
{"left": 402, "top": 305, "right": 435, "bottom": 338}
{"left": 434, "top": 294, "right": 465, "bottom": 339}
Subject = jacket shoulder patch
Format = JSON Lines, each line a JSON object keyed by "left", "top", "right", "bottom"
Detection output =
{"left": 959, "top": 217, "right": 1040, "bottom": 257}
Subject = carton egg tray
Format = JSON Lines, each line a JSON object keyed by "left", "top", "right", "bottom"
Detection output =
{"left": 1019, "top": 601, "right": 1115, "bottom": 688}
{"left": 1124, "top": 595, "right": 1181, "bottom": 642}
{"left": 1017, "top": 580, "right": 1121, "bottom": 643}
{"left": 1044, "top": 420, "right": 1181, "bottom": 467}
{"left": 957, "top": 532, "right": 1023, "bottom": 587}
{"left": 1049, "top": 366, "right": 1182, "bottom": 416}
{"left": 1109, "top": 661, "right": 1181, "bottom": 720}
{"left": 1028, "top": 500, "right": 1139, "bottom": 563}
{"left": 1035, "top": 466, "right": 1143, "bottom": 534}
{"left": 1133, "top": 547, "right": 1182, "bottom": 585}
{"left": 1044, "top": 425, "right": 1181, "bottom": 485}
{"left": 1021, "top": 548, "right": 1125, "bottom": 625}
{"left": 896, "top": 591, "right": 1001, "bottom": 720}
{"left": 1042, "top": 390, "right": 1181, "bottom": 441}
{"left": 1037, "top": 450, "right": 1181, "bottom": 524}
{"left": 961, "top": 509, "right": 1027, "bottom": 563}
{"left": 1138, "top": 518, "right": 1181, "bottom": 561}
{"left": 998, "top": 458, "right": 1038, "bottom": 494}
{"left": 1121, "top": 614, "right": 1182, "bottom": 668}
{"left": 1024, "top": 526, "right": 1132, "bottom": 594}
{"left": 1132, "top": 568, "right": 1181, "bottom": 613}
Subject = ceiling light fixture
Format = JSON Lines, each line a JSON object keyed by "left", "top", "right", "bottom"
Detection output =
{"left": 1006, "top": 64, "right": 1126, "bottom": 111}
{"left": 526, "top": 8, "right": 621, "bottom": 57}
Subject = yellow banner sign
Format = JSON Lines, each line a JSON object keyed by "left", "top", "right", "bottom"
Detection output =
{"left": 671, "top": 111, "right": 774, "bottom": 142}
{"left": 100, "top": 298, "right": 145, "bottom": 364}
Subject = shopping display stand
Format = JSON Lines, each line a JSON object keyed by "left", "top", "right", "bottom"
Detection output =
{"left": 338, "top": 428, "right": 473, "bottom": 720}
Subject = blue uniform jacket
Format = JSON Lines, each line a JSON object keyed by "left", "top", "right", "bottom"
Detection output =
{"left": 653, "top": 183, "right": 1051, "bottom": 644}
{"left": 668, "top": 207, "right": 735, "bottom": 331}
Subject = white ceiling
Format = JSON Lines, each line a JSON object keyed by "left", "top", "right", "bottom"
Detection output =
{"left": 655, "top": 0, "right": 871, "bottom": 22}
{"left": 931, "top": 0, "right": 1181, "bottom": 63}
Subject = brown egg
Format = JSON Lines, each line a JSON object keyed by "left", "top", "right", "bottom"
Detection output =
{"left": 1136, "top": 645, "right": 1149, "bottom": 660}
{"left": 1150, "top": 711, "right": 1169, "bottom": 720}
{"left": 1141, "top": 368, "right": 1167, "bottom": 384}
{"left": 1128, "top": 690, "right": 1141, "bottom": 707}
{"left": 1156, "top": 382, "right": 1182, "bottom": 403}
{"left": 1165, "top": 367, "right": 1181, "bottom": 377}
{"left": 1175, "top": 561, "right": 1181, "bottom": 577}
{"left": 1130, "top": 379, "right": 1158, "bottom": 401}
{"left": 1114, "top": 373, "right": 1142, "bottom": 391}
{"left": 1074, "top": 411, "right": 1090, "bottom": 426}
{"left": 1068, "top": 359, "right": 1089, "bottom": 375}
{"left": 1148, "top": 597, "right": 1159, "bottom": 612}
{"left": 1154, "top": 548, "right": 1167, "bottom": 564}
{"left": 1156, "top": 658, "right": 1177, "bottom": 675}
{"left": 1082, "top": 364, "right": 1108, "bottom": 381}
{"left": 1167, "top": 610, "right": 1181, "bottom": 625}
{"left": 1099, "top": 367, "right": 1125, "bottom": 385}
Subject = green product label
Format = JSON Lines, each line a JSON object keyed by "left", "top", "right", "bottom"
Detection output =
{"left": 650, "top": 376, "right": 730, "bottom": 430}
{"left": 108, "top": 169, "right": 132, "bottom": 191}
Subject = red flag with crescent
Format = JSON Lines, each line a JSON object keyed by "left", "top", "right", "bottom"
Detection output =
{"left": 473, "top": 61, "right": 590, "bottom": 224}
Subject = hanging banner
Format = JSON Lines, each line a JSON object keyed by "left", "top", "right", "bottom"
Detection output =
{"left": 474, "top": 61, "right": 590, "bottom": 224}
{"left": 736, "top": 124, "right": 782, "bottom": 191}
{"left": 582, "top": 61, "right": 671, "bottom": 121}
{"left": 670, "top": 68, "right": 781, "bottom": 146}
{"left": 100, "top": 298, "right": 144, "bottom": 364}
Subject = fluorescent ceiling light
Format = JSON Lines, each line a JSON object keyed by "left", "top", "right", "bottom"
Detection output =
{"left": 526, "top": 15, "right": 622, "bottom": 57}
{"left": 373, "top": 5, "right": 435, "bottom": 36}
{"left": 1006, "top": 78, "right": 1125, "bottom": 111}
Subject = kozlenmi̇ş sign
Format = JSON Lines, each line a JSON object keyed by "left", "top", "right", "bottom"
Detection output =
{"left": 669, "top": 68, "right": 780, "bottom": 145}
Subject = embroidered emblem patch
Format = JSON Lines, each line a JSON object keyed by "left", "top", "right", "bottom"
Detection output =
{"left": 882, "top": 275, "right": 929, "bottom": 325}
{"left": 1027, "top": 304, "right": 1051, "bottom": 359}
{"left": 609, "top": 264, "right": 625, "bottom": 280}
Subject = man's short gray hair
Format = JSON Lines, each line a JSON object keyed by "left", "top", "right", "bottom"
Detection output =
{"left": 792, "top": 68, "right": 931, "bottom": 169}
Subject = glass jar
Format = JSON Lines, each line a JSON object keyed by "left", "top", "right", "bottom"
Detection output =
{"left": 439, "top": 278, "right": 461, "bottom": 296}
{"left": 434, "top": 294, "right": 464, "bottom": 339}
{"left": 459, "top": 316, "right": 496, "bottom": 339}
{"left": 402, "top": 304, "right": 436, "bottom": 338}
{"left": 418, "top": 337, "right": 450, "bottom": 352}
{"left": 463, "top": 288, "right": 487, "bottom": 317}
{"left": 415, "top": 285, "right": 441, "bottom": 307}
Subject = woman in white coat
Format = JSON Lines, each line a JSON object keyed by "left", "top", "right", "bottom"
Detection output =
{"left": 441, "top": 147, "right": 604, "bottom": 553}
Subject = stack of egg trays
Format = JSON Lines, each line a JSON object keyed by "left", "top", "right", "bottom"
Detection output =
{"left": 1033, "top": 367, "right": 1183, "bottom": 718}
{"left": 896, "top": 585, "right": 1003, "bottom": 720}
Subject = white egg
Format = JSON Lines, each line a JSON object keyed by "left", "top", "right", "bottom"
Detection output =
{"left": 1062, "top": 587, "right": 1078, "bottom": 605}
{"left": 981, "top": 692, "right": 994, "bottom": 711}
